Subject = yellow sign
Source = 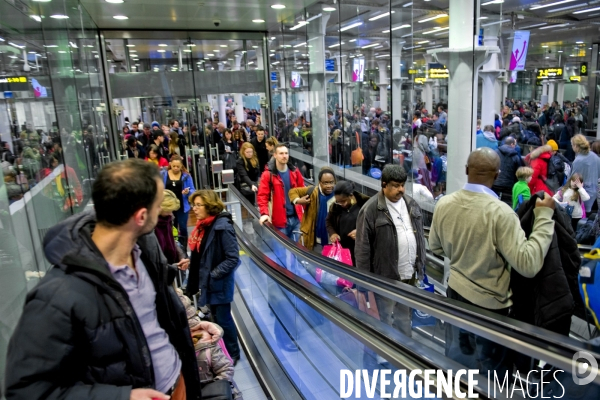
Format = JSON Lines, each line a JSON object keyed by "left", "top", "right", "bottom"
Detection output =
{"left": 581, "top": 65, "right": 587, "bottom": 75}
{"left": 408, "top": 69, "right": 419, "bottom": 75}
{"left": 428, "top": 68, "right": 449, "bottom": 79}
{"left": 537, "top": 67, "right": 562, "bottom": 79}
{"left": 570, "top": 76, "right": 581, "bottom": 82}
{"left": 415, "top": 77, "right": 427, "bottom": 84}
{"left": 0, "top": 76, "right": 27, "bottom": 83}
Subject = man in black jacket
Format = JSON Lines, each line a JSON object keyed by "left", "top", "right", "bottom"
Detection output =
{"left": 492, "top": 136, "right": 523, "bottom": 206}
{"left": 251, "top": 125, "right": 269, "bottom": 172}
{"left": 4, "top": 159, "right": 216, "bottom": 400}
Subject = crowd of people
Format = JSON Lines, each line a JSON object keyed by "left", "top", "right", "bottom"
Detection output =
{"left": 4, "top": 95, "right": 600, "bottom": 399}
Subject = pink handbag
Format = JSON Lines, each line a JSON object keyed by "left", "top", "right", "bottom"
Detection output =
{"left": 319, "top": 243, "right": 354, "bottom": 288}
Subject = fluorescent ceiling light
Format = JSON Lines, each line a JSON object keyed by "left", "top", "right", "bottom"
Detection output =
{"left": 220, "top": 45, "right": 227, "bottom": 47}
{"left": 272, "top": 61, "right": 280, "bottom": 65}
{"left": 548, "top": 3, "right": 587, "bottom": 12}
{"left": 105, "top": 0, "right": 124, "bottom": 3}
{"left": 434, "top": 30, "right": 449, "bottom": 36}
{"left": 157, "top": 49, "right": 166, "bottom": 53}
{"left": 158, "top": 44, "right": 168, "bottom": 47}
{"left": 369, "top": 11, "right": 395, "bottom": 21}
{"left": 271, "top": 36, "right": 276, "bottom": 40}
{"left": 253, "top": 19, "right": 265, "bottom": 23}
{"left": 44, "top": 45, "right": 58, "bottom": 48}
{"left": 9, "top": 42, "right": 25, "bottom": 49}
{"left": 361, "top": 43, "right": 380, "bottom": 49}
{"left": 539, "top": 23, "right": 569, "bottom": 29}
{"left": 481, "top": 0, "right": 504, "bottom": 5}
{"left": 401, "top": 32, "right": 413, "bottom": 37}
{"left": 481, "top": 19, "right": 511, "bottom": 27}
{"left": 183, "top": 49, "right": 192, "bottom": 52}
{"left": 129, "top": 49, "right": 137, "bottom": 53}
{"left": 248, "top": 61, "right": 255, "bottom": 64}
{"left": 574, "top": 6, "right": 600, "bottom": 13}
{"left": 403, "top": 2, "right": 413, "bottom": 7}
{"left": 30, "top": 15, "right": 42, "bottom": 22}
{"left": 340, "top": 22, "right": 363, "bottom": 31}
{"left": 576, "top": 41, "right": 584, "bottom": 43}
{"left": 293, "top": 42, "right": 306, "bottom": 47}
{"left": 306, "top": 13, "right": 322, "bottom": 22}
{"left": 0, "top": 38, "right": 4, "bottom": 41}
{"left": 58, "top": 51, "right": 67, "bottom": 54}
{"left": 418, "top": 14, "right": 448, "bottom": 23}
{"left": 348, "top": 39, "right": 357, "bottom": 42}
{"left": 558, "top": 50, "right": 563, "bottom": 52}
{"left": 542, "top": 45, "right": 549, "bottom": 48}
{"left": 290, "top": 21, "right": 308, "bottom": 30}
{"left": 271, "top": 4, "right": 285, "bottom": 9}
{"left": 323, "top": 6, "right": 336, "bottom": 11}
{"left": 530, "top": 0, "right": 575, "bottom": 9}
{"left": 521, "top": 22, "right": 548, "bottom": 28}
{"left": 423, "top": 26, "right": 449, "bottom": 34}
{"left": 418, "top": 40, "right": 430, "bottom": 44}
{"left": 113, "top": 15, "right": 128, "bottom": 20}
{"left": 329, "top": 42, "right": 344, "bottom": 48}
{"left": 126, "top": 44, "right": 135, "bottom": 47}
{"left": 50, "top": 14, "right": 69, "bottom": 19}
{"left": 479, "top": 16, "right": 489, "bottom": 20}
{"left": 382, "top": 24, "right": 411, "bottom": 33}
{"left": 207, "top": 53, "right": 214, "bottom": 56}
{"left": 376, "top": 54, "right": 390, "bottom": 58}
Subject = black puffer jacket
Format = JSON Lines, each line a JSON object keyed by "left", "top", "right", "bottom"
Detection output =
{"left": 511, "top": 192, "right": 582, "bottom": 335}
{"left": 494, "top": 144, "right": 523, "bottom": 188}
{"left": 4, "top": 211, "right": 201, "bottom": 400}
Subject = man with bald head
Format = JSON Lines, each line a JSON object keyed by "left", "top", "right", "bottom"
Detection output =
{"left": 429, "top": 148, "right": 555, "bottom": 373}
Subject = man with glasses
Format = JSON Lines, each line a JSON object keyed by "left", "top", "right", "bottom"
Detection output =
{"left": 289, "top": 167, "right": 336, "bottom": 251}
{"left": 355, "top": 164, "right": 427, "bottom": 342}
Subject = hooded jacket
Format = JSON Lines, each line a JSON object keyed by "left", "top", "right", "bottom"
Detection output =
{"left": 355, "top": 191, "right": 427, "bottom": 282}
{"left": 186, "top": 212, "right": 240, "bottom": 306}
{"left": 494, "top": 144, "right": 523, "bottom": 188}
{"left": 526, "top": 144, "right": 553, "bottom": 196}
{"left": 512, "top": 192, "right": 582, "bottom": 335}
{"left": 256, "top": 158, "right": 305, "bottom": 229}
{"left": 4, "top": 211, "right": 201, "bottom": 400}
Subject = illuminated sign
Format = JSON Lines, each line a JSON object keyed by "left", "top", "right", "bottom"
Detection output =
{"left": 415, "top": 77, "right": 427, "bottom": 84}
{"left": 352, "top": 58, "right": 365, "bottom": 82}
{"left": 408, "top": 69, "right": 419, "bottom": 75}
{"left": 509, "top": 30, "right": 530, "bottom": 71}
{"left": 0, "top": 76, "right": 29, "bottom": 91}
{"left": 427, "top": 63, "right": 449, "bottom": 79}
{"left": 536, "top": 67, "right": 562, "bottom": 80}
{"left": 580, "top": 62, "right": 588, "bottom": 76}
{"left": 570, "top": 76, "right": 581, "bottom": 82}
{"left": 290, "top": 71, "right": 301, "bottom": 88}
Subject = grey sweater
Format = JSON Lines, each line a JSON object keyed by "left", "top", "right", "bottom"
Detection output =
{"left": 571, "top": 152, "right": 600, "bottom": 212}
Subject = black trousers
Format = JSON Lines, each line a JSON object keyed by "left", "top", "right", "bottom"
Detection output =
{"left": 445, "top": 287, "right": 511, "bottom": 377}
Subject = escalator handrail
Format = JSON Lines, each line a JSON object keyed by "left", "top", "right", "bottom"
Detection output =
{"left": 234, "top": 223, "right": 493, "bottom": 399}
{"left": 228, "top": 184, "right": 600, "bottom": 380}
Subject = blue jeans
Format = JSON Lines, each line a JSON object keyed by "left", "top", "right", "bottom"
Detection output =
{"left": 278, "top": 215, "right": 300, "bottom": 241}
{"left": 173, "top": 208, "right": 189, "bottom": 249}
{"left": 209, "top": 303, "right": 240, "bottom": 359}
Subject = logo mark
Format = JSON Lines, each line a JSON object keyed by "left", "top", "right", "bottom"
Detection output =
{"left": 572, "top": 351, "right": 599, "bottom": 385}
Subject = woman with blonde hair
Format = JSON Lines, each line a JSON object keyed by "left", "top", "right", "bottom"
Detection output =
{"left": 265, "top": 136, "right": 278, "bottom": 157}
{"left": 553, "top": 173, "right": 590, "bottom": 231}
{"left": 570, "top": 134, "right": 599, "bottom": 212}
{"left": 154, "top": 189, "right": 190, "bottom": 270}
{"left": 236, "top": 142, "right": 260, "bottom": 204}
{"left": 186, "top": 190, "right": 240, "bottom": 365}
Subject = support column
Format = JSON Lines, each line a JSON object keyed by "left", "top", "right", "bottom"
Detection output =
{"left": 233, "top": 54, "right": 244, "bottom": 123}
{"left": 556, "top": 80, "right": 565, "bottom": 106}
{"left": 433, "top": 80, "right": 440, "bottom": 105}
{"left": 279, "top": 72, "right": 287, "bottom": 118}
{"left": 377, "top": 60, "right": 388, "bottom": 111}
{"left": 479, "top": 24, "right": 503, "bottom": 127}
{"left": 391, "top": 41, "right": 403, "bottom": 124}
{"left": 429, "top": 0, "right": 496, "bottom": 194}
{"left": 307, "top": 13, "right": 331, "bottom": 164}
{"left": 423, "top": 81, "right": 434, "bottom": 115}
{"left": 597, "top": 94, "right": 600, "bottom": 139}
{"left": 218, "top": 63, "right": 227, "bottom": 126}
{"left": 502, "top": 81, "right": 508, "bottom": 102}
{"left": 548, "top": 81, "right": 555, "bottom": 104}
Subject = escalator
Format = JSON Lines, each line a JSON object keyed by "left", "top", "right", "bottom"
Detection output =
{"left": 226, "top": 185, "right": 600, "bottom": 399}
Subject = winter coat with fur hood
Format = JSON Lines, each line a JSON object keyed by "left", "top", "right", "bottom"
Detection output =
{"left": 526, "top": 144, "right": 554, "bottom": 196}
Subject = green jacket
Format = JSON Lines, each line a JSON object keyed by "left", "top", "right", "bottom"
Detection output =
{"left": 512, "top": 180, "right": 531, "bottom": 210}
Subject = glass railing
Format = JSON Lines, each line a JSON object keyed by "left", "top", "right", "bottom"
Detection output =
{"left": 227, "top": 184, "right": 600, "bottom": 398}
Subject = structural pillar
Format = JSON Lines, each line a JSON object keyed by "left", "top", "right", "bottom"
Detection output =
{"left": 307, "top": 13, "right": 331, "bottom": 164}
{"left": 279, "top": 71, "right": 287, "bottom": 118}
{"left": 479, "top": 24, "right": 503, "bottom": 128}
{"left": 233, "top": 54, "right": 244, "bottom": 123}
{"left": 391, "top": 41, "right": 403, "bottom": 124}
{"left": 548, "top": 81, "right": 555, "bottom": 104}
{"left": 377, "top": 60, "right": 388, "bottom": 111}
{"left": 541, "top": 81, "right": 549, "bottom": 107}
{"left": 433, "top": 80, "right": 440, "bottom": 105}
{"left": 556, "top": 80, "right": 565, "bottom": 106}
{"left": 217, "top": 63, "right": 227, "bottom": 126}
{"left": 429, "top": 0, "right": 497, "bottom": 194}
{"left": 423, "top": 81, "right": 434, "bottom": 115}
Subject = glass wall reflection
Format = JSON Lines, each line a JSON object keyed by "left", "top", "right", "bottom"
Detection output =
{"left": 0, "top": 0, "right": 111, "bottom": 390}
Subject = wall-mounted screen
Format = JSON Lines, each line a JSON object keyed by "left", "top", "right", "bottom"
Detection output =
{"left": 290, "top": 71, "right": 302, "bottom": 88}
{"left": 352, "top": 58, "right": 365, "bottom": 82}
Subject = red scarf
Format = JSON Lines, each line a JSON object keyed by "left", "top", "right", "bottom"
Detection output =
{"left": 188, "top": 215, "right": 217, "bottom": 252}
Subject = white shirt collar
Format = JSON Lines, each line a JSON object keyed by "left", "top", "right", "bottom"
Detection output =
{"left": 463, "top": 183, "right": 499, "bottom": 199}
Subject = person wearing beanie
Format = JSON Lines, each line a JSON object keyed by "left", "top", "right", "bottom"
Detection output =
{"left": 546, "top": 139, "right": 572, "bottom": 193}
{"left": 151, "top": 121, "right": 160, "bottom": 130}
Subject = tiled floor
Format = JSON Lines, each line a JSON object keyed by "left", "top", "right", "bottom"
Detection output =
{"left": 233, "top": 346, "right": 269, "bottom": 400}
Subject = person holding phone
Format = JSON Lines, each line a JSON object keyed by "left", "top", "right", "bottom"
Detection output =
{"left": 162, "top": 155, "right": 195, "bottom": 249}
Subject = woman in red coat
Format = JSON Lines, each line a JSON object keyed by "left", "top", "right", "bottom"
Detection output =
{"left": 525, "top": 144, "right": 553, "bottom": 196}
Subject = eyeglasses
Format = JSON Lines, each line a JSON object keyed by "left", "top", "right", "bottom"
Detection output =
{"left": 192, "top": 204, "right": 205, "bottom": 208}
{"left": 320, "top": 181, "right": 336, "bottom": 186}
